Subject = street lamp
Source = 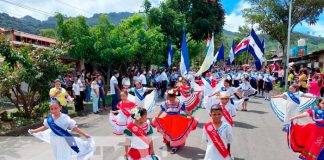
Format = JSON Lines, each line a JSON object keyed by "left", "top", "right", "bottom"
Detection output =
{"left": 284, "top": 0, "right": 292, "bottom": 90}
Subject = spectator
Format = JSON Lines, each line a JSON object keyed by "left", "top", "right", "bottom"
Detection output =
{"left": 77, "top": 75, "right": 86, "bottom": 103}
{"left": 122, "top": 74, "right": 131, "bottom": 89}
{"left": 157, "top": 69, "right": 169, "bottom": 98}
{"left": 298, "top": 69, "right": 308, "bottom": 92}
{"left": 85, "top": 76, "right": 91, "bottom": 103}
{"left": 97, "top": 74, "right": 107, "bottom": 110}
{"left": 278, "top": 67, "right": 285, "bottom": 88}
{"left": 288, "top": 70, "right": 295, "bottom": 86}
{"left": 307, "top": 75, "right": 323, "bottom": 97}
{"left": 72, "top": 77, "right": 84, "bottom": 115}
{"left": 139, "top": 70, "right": 147, "bottom": 87}
{"left": 110, "top": 70, "right": 121, "bottom": 111}
{"left": 49, "top": 79, "right": 73, "bottom": 114}
{"left": 64, "top": 74, "right": 73, "bottom": 96}
{"left": 91, "top": 77, "right": 100, "bottom": 114}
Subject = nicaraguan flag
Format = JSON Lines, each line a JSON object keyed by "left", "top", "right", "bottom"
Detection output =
{"left": 226, "top": 40, "right": 235, "bottom": 65}
{"left": 167, "top": 42, "right": 173, "bottom": 68}
{"left": 213, "top": 43, "right": 224, "bottom": 64}
{"left": 180, "top": 32, "right": 190, "bottom": 75}
{"left": 248, "top": 29, "right": 264, "bottom": 70}
{"left": 196, "top": 34, "right": 215, "bottom": 76}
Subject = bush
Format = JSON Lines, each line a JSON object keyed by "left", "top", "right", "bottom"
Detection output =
{"left": 32, "top": 101, "right": 50, "bottom": 118}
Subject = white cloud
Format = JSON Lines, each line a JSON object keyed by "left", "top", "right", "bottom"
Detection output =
{"left": 224, "top": 0, "right": 251, "bottom": 32}
{"left": 306, "top": 23, "right": 324, "bottom": 37}
{"left": 0, "top": 0, "right": 157, "bottom": 20}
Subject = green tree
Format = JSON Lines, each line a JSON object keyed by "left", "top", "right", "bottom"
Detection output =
{"left": 55, "top": 13, "right": 97, "bottom": 62}
{"left": 242, "top": 0, "right": 324, "bottom": 64}
{"left": 145, "top": 0, "right": 225, "bottom": 63}
{"left": 90, "top": 14, "right": 166, "bottom": 79}
{"left": 40, "top": 28, "right": 56, "bottom": 38}
{"left": 0, "top": 35, "right": 67, "bottom": 117}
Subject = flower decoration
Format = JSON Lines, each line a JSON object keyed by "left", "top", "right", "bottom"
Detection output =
{"left": 131, "top": 108, "right": 141, "bottom": 120}
{"left": 134, "top": 113, "right": 141, "bottom": 120}
{"left": 131, "top": 108, "right": 138, "bottom": 114}
{"left": 167, "top": 89, "right": 179, "bottom": 96}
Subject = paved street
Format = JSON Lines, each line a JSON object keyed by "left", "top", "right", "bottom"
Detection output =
{"left": 0, "top": 97, "right": 299, "bottom": 160}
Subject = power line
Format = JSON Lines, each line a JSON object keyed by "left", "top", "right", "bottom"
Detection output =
{"left": 55, "top": 0, "right": 92, "bottom": 16}
{"left": 0, "top": 8, "right": 24, "bottom": 17}
{"left": 0, "top": 0, "right": 54, "bottom": 16}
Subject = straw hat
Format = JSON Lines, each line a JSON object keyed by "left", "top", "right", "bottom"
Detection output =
{"left": 217, "top": 92, "right": 231, "bottom": 99}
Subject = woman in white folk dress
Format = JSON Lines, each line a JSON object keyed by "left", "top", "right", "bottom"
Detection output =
{"left": 29, "top": 100, "right": 94, "bottom": 160}
{"left": 129, "top": 81, "right": 155, "bottom": 108}
{"left": 109, "top": 90, "right": 137, "bottom": 135}
{"left": 271, "top": 85, "right": 317, "bottom": 132}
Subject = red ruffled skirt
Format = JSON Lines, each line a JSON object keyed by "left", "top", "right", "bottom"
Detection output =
{"left": 152, "top": 114, "right": 198, "bottom": 148}
{"left": 183, "top": 92, "right": 201, "bottom": 113}
{"left": 287, "top": 122, "right": 324, "bottom": 160}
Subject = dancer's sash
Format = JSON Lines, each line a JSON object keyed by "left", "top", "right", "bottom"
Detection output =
{"left": 204, "top": 122, "right": 230, "bottom": 158}
{"left": 47, "top": 115, "right": 80, "bottom": 153}
{"left": 134, "top": 88, "right": 145, "bottom": 101}
{"left": 287, "top": 91, "right": 300, "bottom": 105}
{"left": 221, "top": 105, "right": 234, "bottom": 126}
{"left": 127, "top": 122, "right": 151, "bottom": 145}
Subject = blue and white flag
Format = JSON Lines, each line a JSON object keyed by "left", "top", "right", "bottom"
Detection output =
{"left": 226, "top": 40, "right": 235, "bottom": 65}
{"left": 167, "top": 42, "right": 173, "bottom": 68}
{"left": 213, "top": 43, "right": 224, "bottom": 64}
{"left": 180, "top": 32, "right": 190, "bottom": 76}
{"left": 248, "top": 29, "right": 264, "bottom": 70}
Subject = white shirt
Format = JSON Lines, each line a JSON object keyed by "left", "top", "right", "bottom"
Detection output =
{"left": 110, "top": 76, "right": 118, "bottom": 94}
{"left": 122, "top": 77, "right": 131, "bottom": 87}
{"left": 72, "top": 83, "right": 80, "bottom": 96}
{"left": 158, "top": 72, "right": 169, "bottom": 82}
{"left": 77, "top": 79, "right": 84, "bottom": 91}
{"left": 139, "top": 74, "right": 147, "bottom": 85}
{"left": 202, "top": 122, "right": 233, "bottom": 160}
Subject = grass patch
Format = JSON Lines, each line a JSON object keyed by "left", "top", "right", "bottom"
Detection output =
{"left": 273, "top": 83, "right": 285, "bottom": 93}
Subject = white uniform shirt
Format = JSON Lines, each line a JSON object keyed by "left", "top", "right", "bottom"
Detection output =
{"left": 202, "top": 122, "right": 233, "bottom": 160}
{"left": 110, "top": 76, "right": 118, "bottom": 94}
{"left": 72, "top": 83, "right": 80, "bottom": 96}
{"left": 139, "top": 74, "right": 147, "bottom": 85}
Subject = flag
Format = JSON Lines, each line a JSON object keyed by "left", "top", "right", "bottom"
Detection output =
{"left": 213, "top": 43, "right": 224, "bottom": 63}
{"left": 205, "top": 34, "right": 211, "bottom": 55}
{"left": 226, "top": 40, "right": 235, "bottom": 65}
{"left": 180, "top": 32, "right": 190, "bottom": 76}
{"left": 195, "top": 34, "right": 215, "bottom": 76}
{"left": 248, "top": 29, "right": 264, "bottom": 70}
{"left": 167, "top": 42, "right": 173, "bottom": 68}
{"left": 234, "top": 34, "right": 250, "bottom": 56}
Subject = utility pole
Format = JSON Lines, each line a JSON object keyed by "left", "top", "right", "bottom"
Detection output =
{"left": 284, "top": 0, "right": 292, "bottom": 90}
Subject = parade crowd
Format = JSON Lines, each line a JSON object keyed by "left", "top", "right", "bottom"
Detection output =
{"left": 28, "top": 63, "right": 324, "bottom": 160}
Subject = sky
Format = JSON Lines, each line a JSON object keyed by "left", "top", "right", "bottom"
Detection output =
{"left": 0, "top": 0, "right": 323, "bottom": 37}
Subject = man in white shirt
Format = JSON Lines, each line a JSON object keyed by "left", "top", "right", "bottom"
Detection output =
{"left": 110, "top": 70, "right": 120, "bottom": 111}
{"left": 158, "top": 69, "right": 169, "bottom": 98}
{"left": 139, "top": 71, "right": 147, "bottom": 87}
{"left": 72, "top": 77, "right": 84, "bottom": 114}
{"left": 77, "top": 75, "right": 85, "bottom": 103}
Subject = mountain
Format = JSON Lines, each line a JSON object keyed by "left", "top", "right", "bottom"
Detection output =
{"left": 0, "top": 12, "right": 323, "bottom": 54}
{"left": 0, "top": 12, "right": 133, "bottom": 35}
